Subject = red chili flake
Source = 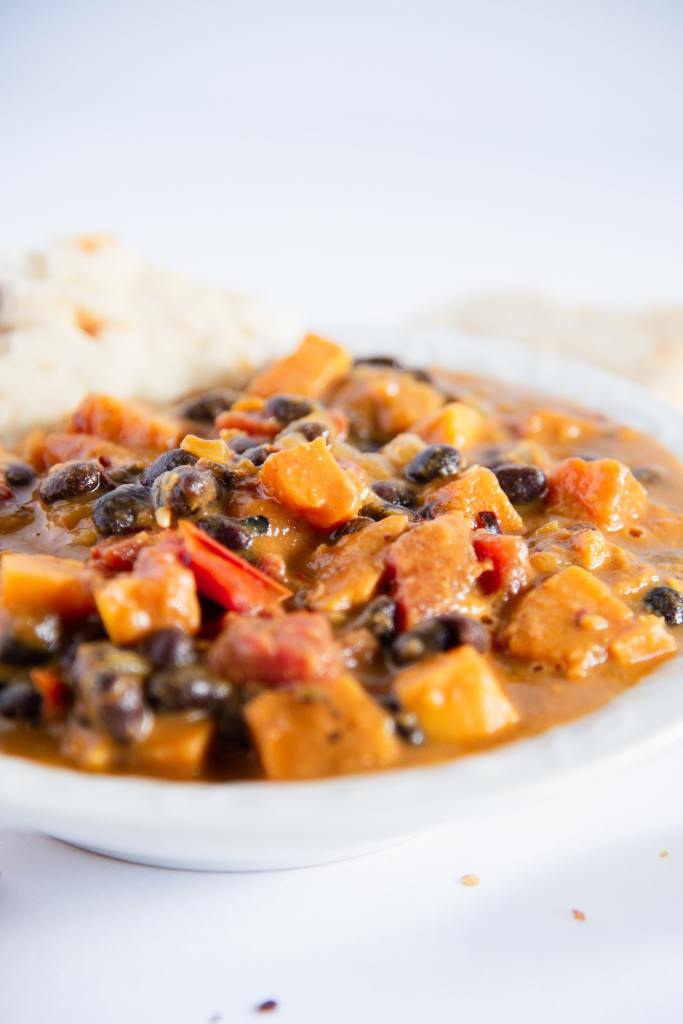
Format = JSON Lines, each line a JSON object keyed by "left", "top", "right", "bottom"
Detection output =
{"left": 255, "top": 999, "right": 278, "bottom": 1014}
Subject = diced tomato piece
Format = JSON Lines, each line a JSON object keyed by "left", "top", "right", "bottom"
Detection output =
{"left": 215, "top": 410, "right": 280, "bottom": 437}
{"left": 31, "top": 667, "right": 70, "bottom": 719}
{"left": 473, "top": 531, "right": 534, "bottom": 597}
{"left": 209, "top": 611, "right": 343, "bottom": 686}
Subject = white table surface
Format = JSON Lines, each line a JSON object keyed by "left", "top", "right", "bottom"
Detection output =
{"left": 2, "top": 2, "right": 683, "bottom": 1021}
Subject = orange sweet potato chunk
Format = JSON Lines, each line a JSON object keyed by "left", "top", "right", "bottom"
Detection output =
{"left": 429, "top": 467, "right": 524, "bottom": 533}
{"left": 130, "top": 713, "right": 215, "bottom": 779}
{"left": 95, "top": 546, "right": 200, "bottom": 644}
{"left": 70, "top": 394, "right": 182, "bottom": 450}
{"left": 548, "top": 458, "right": 647, "bottom": 532}
{"left": 504, "top": 565, "right": 639, "bottom": 678}
{"left": 413, "top": 401, "right": 484, "bottom": 448}
{"left": 386, "top": 513, "right": 484, "bottom": 628}
{"left": 609, "top": 614, "right": 676, "bottom": 666}
{"left": 395, "top": 645, "right": 519, "bottom": 743}
{"left": 308, "top": 514, "right": 409, "bottom": 613}
{"left": 247, "top": 334, "right": 352, "bottom": 399}
{"left": 23, "top": 431, "right": 133, "bottom": 470}
{"left": 245, "top": 674, "right": 400, "bottom": 780}
{"left": 0, "top": 553, "right": 95, "bottom": 618}
{"left": 259, "top": 437, "right": 363, "bottom": 530}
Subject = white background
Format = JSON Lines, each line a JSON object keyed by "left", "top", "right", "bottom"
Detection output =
{"left": 2, "top": 2, "right": 683, "bottom": 1022}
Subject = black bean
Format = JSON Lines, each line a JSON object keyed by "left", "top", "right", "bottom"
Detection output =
{"left": 353, "top": 596, "right": 398, "bottom": 644}
{"left": 633, "top": 465, "right": 666, "bottom": 486}
{"left": 39, "top": 461, "right": 102, "bottom": 503}
{"left": 229, "top": 434, "right": 260, "bottom": 454}
{"left": 329, "top": 517, "right": 374, "bottom": 543}
{"left": 197, "top": 515, "right": 253, "bottom": 551}
{"left": 0, "top": 615, "right": 62, "bottom": 666}
{"left": 394, "top": 709, "right": 425, "bottom": 746}
{"left": 264, "top": 394, "right": 314, "bottom": 424}
{"left": 0, "top": 681, "right": 42, "bottom": 725}
{"left": 152, "top": 466, "right": 219, "bottom": 518}
{"left": 354, "top": 355, "right": 403, "bottom": 369}
{"left": 71, "top": 642, "right": 151, "bottom": 743}
{"left": 241, "top": 515, "right": 270, "bottom": 536}
{"left": 476, "top": 511, "right": 501, "bottom": 534}
{"left": 138, "top": 629, "right": 196, "bottom": 670}
{"left": 146, "top": 664, "right": 231, "bottom": 711}
{"left": 493, "top": 464, "right": 548, "bottom": 504}
{"left": 182, "top": 389, "right": 237, "bottom": 422}
{"left": 644, "top": 586, "right": 683, "bottom": 626}
{"left": 240, "top": 446, "right": 272, "bottom": 467}
{"left": 101, "top": 463, "right": 145, "bottom": 488}
{"left": 408, "top": 367, "right": 433, "bottom": 384}
{"left": 139, "top": 448, "right": 198, "bottom": 487}
{"left": 281, "top": 420, "right": 329, "bottom": 442}
{"left": 92, "top": 484, "right": 155, "bottom": 536}
{"left": 391, "top": 614, "right": 490, "bottom": 666}
{"left": 4, "top": 462, "right": 36, "bottom": 487}
{"left": 372, "top": 480, "right": 418, "bottom": 508}
{"left": 404, "top": 445, "right": 461, "bottom": 484}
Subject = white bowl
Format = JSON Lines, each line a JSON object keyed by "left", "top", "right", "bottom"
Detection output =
{"left": 1, "top": 327, "right": 683, "bottom": 871}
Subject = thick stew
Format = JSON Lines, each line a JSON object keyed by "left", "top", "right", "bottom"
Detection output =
{"left": 0, "top": 333, "right": 681, "bottom": 780}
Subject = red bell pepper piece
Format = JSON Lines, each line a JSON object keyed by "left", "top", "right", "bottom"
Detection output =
{"left": 178, "top": 520, "right": 291, "bottom": 613}
{"left": 31, "top": 667, "right": 70, "bottom": 719}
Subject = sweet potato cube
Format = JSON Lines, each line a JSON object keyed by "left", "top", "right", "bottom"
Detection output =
{"left": 95, "top": 546, "right": 200, "bottom": 644}
{"left": 245, "top": 675, "right": 400, "bottom": 780}
{"left": 429, "top": 467, "right": 524, "bottom": 533}
{"left": 131, "top": 713, "right": 215, "bottom": 779}
{"left": 395, "top": 645, "right": 519, "bottom": 743}
{"left": 336, "top": 371, "right": 443, "bottom": 438}
{"left": 386, "top": 513, "right": 484, "bottom": 628}
{"left": 259, "top": 437, "right": 363, "bottom": 530}
{"left": 609, "top": 614, "right": 677, "bottom": 666}
{"left": 247, "top": 334, "right": 352, "bottom": 399}
{"left": 0, "top": 553, "right": 95, "bottom": 618}
{"left": 308, "top": 514, "right": 409, "bottom": 612}
{"left": 548, "top": 458, "right": 647, "bottom": 532}
{"left": 473, "top": 531, "right": 534, "bottom": 597}
{"left": 24, "top": 431, "right": 133, "bottom": 470}
{"left": 414, "top": 402, "right": 484, "bottom": 448}
{"left": 70, "top": 394, "right": 182, "bottom": 450}
{"left": 504, "top": 566, "right": 633, "bottom": 678}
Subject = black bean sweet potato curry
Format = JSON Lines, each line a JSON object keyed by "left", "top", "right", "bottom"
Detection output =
{"left": 0, "top": 333, "right": 681, "bottom": 780}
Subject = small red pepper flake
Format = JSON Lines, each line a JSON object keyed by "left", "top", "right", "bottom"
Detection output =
{"left": 255, "top": 999, "right": 278, "bottom": 1014}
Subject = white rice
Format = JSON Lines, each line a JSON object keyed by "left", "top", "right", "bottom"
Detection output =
{"left": 0, "top": 236, "right": 298, "bottom": 443}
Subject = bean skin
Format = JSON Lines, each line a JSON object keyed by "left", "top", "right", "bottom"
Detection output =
{"left": 138, "top": 629, "right": 196, "bottom": 670}
{"left": 39, "top": 462, "right": 102, "bottom": 503}
{"left": 140, "top": 449, "right": 197, "bottom": 487}
{"left": 404, "top": 445, "right": 461, "bottom": 484}
{"left": 264, "top": 395, "right": 314, "bottom": 424}
{"left": 493, "top": 464, "right": 548, "bottom": 504}
{"left": 0, "top": 681, "right": 42, "bottom": 724}
{"left": 92, "top": 484, "right": 155, "bottom": 536}
{"left": 391, "top": 614, "right": 490, "bottom": 666}
{"left": 644, "top": 586, "right": 683, "bottom": 626}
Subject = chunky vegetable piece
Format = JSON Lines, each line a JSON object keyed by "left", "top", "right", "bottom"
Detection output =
{"left": 95, "top": 545, "right": 200, "bottom": 644}
{"left": 395, "top": 645, "right": 518, "bottom": 743}
{"left": 307, "top": 514, "right": 409, "bottom": 612}
{"left": 413, "top": 401, "right": 484, "bottom": 448}
{"left": 259, "top": 436, "right": 363, "bottom": 530}
{"left": 548, "top": 458, "right": 647, "bottom": 532}
{"left": 245, "top": 675, "right": 400, "bottom": 780}
{"left": 428, "top": 467, "right": 524, "bottom": 533}
{"left": 208, "top": 611, "right": 343, "bottom": 686}
{"left": 248, "top": 334, "right": 352, "bottom": 398}
{"left": 70, "top": 394, "right": 181, "bottom": 450}
{"left": 386, "top": 514, "right": 485, "bottom": 628}
{"left": 504, "top": 566, "right": 675, "bottom": 678}
{"left": 1, "top": 553, "right": 95, "bottom": 619}
{"left": 0, "top": 333, "right": 681, "bottom": 783}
